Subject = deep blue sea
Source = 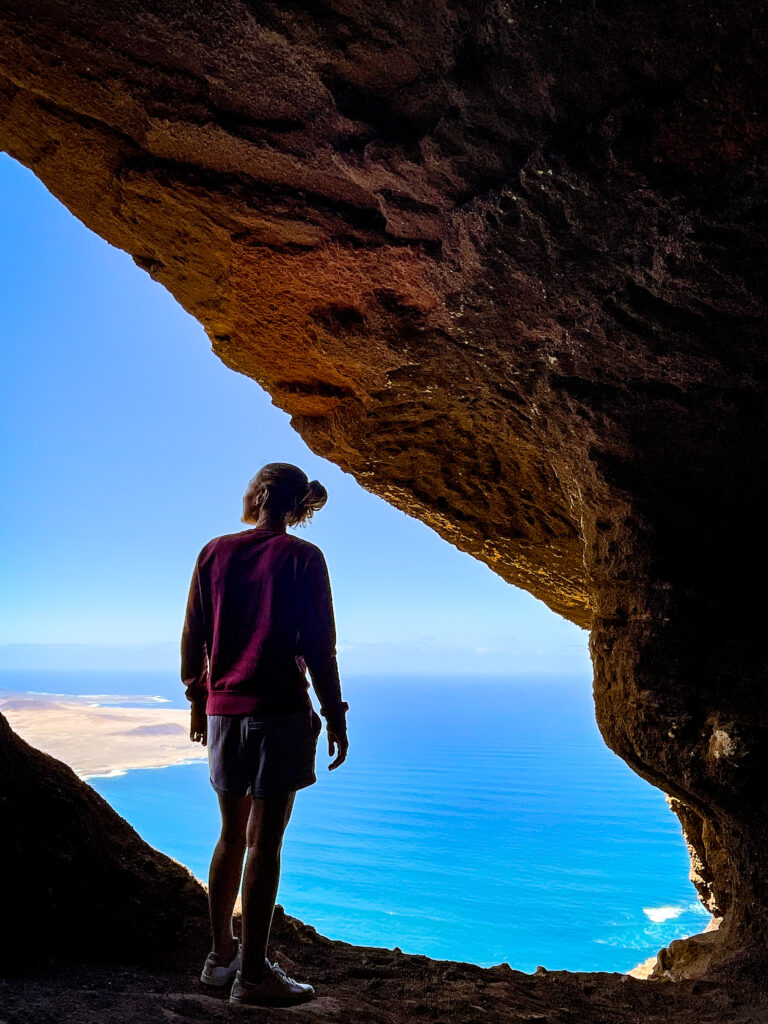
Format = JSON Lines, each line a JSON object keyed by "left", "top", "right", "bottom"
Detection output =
{"left": 1, "top": 670, "right": 709, "bottom": 973}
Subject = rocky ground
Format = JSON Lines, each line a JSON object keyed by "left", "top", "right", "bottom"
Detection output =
{"left": 2, "top": 907, "right": 767, "bottom": 1024}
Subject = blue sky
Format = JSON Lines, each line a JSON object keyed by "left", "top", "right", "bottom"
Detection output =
{"left": 0, "top": 153, "right": 590, "bottom": 677}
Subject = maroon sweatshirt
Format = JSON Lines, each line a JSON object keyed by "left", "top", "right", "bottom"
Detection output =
{"left": 181, "top": 528, "right": 347, "bottom": 730}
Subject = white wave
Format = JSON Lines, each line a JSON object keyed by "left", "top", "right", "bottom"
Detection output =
{"left": 74, "top": 693, "right": 171, "bottom": 705}
{"left": 1, "top": 690, "right": 171, "bottom": 706}
{"left": 643, "top": 905, "right": 684, "bottom": 924}
{"left": 81, "top": 757, "right": 204, "bottom": 781}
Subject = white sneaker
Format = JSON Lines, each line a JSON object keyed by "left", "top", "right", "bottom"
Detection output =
{"left": 230, "top": 960, "right": 315, "bottom": 1006}
{"left": 200, "top": 939, "right": 242, "bottom": 987}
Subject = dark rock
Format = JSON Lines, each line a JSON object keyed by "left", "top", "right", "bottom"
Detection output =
{"left": 0, "top": 711, "right": 208, "bottom": 967}
{"left": 1, "top": 915, "right": 766, "bottom": 1024}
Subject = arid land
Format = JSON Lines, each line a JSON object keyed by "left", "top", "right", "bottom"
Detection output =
{"left": 0, "top": 693, "right": 205, "bottom": 777}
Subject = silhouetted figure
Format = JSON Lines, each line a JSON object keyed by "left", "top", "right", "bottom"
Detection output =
{"left": 181, "top": 463, "right": 349, "bottom": 1006}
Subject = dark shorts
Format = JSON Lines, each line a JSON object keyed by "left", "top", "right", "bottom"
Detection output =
{"left": 207, "top": 710, "right": 322, "bottom": 799}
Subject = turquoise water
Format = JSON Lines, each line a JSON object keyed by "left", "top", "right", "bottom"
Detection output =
{"left": 1, "top": 671, "right": 709, "bottom": 972}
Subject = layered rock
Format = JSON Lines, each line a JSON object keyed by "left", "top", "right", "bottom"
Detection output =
{"left": 1, "top": 0, "right": 767, "bottom": 975}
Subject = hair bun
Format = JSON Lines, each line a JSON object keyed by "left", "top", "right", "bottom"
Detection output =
{"left": 304, "top": 480, "right": 328, "bottom": 511}
{"left": 241, "top": 464, "right": 327, "bottom": 528}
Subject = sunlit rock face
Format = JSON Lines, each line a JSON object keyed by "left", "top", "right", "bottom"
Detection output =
{"left": 1, "top": 0, "right": 767, "bottom": 974}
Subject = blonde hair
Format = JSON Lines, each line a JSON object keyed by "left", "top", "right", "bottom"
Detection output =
{"left": 242, "top": 463, "right": 327, "bottom": 527}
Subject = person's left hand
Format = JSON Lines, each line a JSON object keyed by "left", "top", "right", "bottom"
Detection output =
{"left": 190, "top": 701, "right": 207, "bottom": 745}
{"left": 327, "top": 726, "right": 349, "bottom": 770}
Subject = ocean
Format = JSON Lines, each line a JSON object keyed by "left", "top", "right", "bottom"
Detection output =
{"left": 0, "top": 670, "right": 709, "bottom": 973}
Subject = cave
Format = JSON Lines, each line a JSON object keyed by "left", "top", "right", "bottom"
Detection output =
{"left": 1, "top": 0, "right": 767, "bottom": 1017}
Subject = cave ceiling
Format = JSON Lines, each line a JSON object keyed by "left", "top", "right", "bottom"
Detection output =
{"left": 0, "top": 0, "right": 765, "bottom": 629}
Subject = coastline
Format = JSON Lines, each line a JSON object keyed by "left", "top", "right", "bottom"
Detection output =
{"left": 0, "top": 692, "right": 206, "bottom": 777}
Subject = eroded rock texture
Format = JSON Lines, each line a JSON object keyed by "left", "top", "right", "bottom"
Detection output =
{"left": 1, "top": 0, "right": 767, "bottom": 975}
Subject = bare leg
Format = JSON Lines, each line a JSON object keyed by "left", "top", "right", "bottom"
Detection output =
{"left": 240, "top": 791, "right": 296, "bottom": 982}
{"left": 208, "top": 792, "right": 250, "bottom": 958}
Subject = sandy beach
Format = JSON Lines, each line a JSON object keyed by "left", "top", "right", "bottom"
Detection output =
{"left": 0, "top": 694, "right": 207, "bottom": 778}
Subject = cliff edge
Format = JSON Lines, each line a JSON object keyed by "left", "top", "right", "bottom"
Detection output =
{"left": 2, "top": 714, "right": 767, "bottom": 1023}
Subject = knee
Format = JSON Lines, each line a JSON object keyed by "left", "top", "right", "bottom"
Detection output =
{"left": 219, "top": 825, "right": 247, "bottom": 847}
{"left": 246, "top": 834, "right": 282, "bottom": 858}
{"left": 245, "top": 794, "right": 292, "bottom": 857}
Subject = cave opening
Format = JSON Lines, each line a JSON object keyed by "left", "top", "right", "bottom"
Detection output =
{"left": 0, "top": 153, "right": 708, "bottom": 975}
{"left": 1, "top": 1, "right": 767, "bottom": 1007}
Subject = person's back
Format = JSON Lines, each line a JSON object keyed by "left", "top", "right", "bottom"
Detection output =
{"left": 183, "top": 528, "right": 341, "bottom": 720}
{"left": 182, "top": 463, "right": 348, "bottom": 1007}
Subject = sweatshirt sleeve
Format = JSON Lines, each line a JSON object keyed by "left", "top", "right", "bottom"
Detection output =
{"left": 297, "top": 547, "right": 348, "bottom": 732}
{"left": 180, "top": 556, "right": 208, "bottom": 703}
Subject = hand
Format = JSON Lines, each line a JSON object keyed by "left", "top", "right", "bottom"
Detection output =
{"left": 190, "top": 701, "right": 207, "bottom": 745}
{"left": 327, "top": 726, "right": 348, "bottom": 770}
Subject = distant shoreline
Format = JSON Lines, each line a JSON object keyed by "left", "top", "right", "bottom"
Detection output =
{"left": 0, "top": 692, "right": 207, "bottom": 777}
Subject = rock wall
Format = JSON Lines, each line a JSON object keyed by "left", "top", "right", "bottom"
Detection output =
{"left": 1, "top": 0, "right": 767, "bottom": 973}
{"left": 0, "top": 711, "right": 208, "bottom": 965}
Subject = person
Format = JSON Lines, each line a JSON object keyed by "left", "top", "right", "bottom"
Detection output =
{"left": 181, "top": 462, "right": 349, "bottom": 1007}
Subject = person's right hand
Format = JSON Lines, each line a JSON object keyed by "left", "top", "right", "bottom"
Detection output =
{"left": 189, "top": 700, "right": 207, "bottom": 746}
{"left": 327, "top": 727, "right": 349, "bottom": 770}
